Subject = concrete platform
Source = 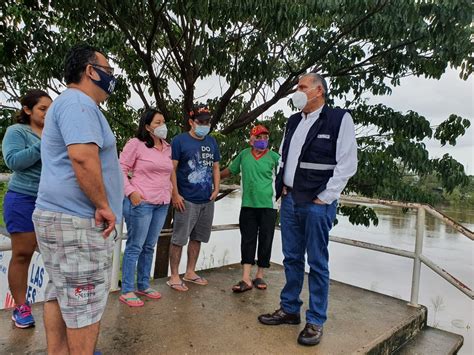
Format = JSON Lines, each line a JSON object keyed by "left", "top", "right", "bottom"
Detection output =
{"left": 0, "top": 263, "right": 432, "bottom": 354}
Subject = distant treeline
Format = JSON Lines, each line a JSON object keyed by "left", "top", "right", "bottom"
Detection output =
{"left": 0, "top": 174, "right": 472, "bottom": 228}
{"left": 408, "top": 174, "right": 474, "bottom": 208}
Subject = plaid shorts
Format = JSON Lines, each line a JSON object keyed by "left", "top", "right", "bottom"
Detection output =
{"left": 32, "top": 208, "right": 114, "bottom": 329}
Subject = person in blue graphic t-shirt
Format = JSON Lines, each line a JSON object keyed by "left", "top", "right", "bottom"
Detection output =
{"left": 168, "top": 104, "right": 220, "bottom": 292}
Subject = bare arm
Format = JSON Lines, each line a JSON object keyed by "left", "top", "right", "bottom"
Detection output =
{"left": 67, "top": 143, "right": 115, "bottom": 237}
{"left": 220, "top": 167, "right": 232, "bottom": 180}
{"left": 171, "top": 160, "right": 185, "bottom": 212}
{"left": 210, "top": 162, "right": 220, "bottom": 200}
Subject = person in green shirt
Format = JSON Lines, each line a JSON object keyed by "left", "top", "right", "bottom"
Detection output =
{"left": 221, "top": 125, "right": 280, "bottom": 292}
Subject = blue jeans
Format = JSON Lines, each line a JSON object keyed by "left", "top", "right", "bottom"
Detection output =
{"left": 121, "top": 198, "right": 169, "bottom": 293}
{"left": 279, "top": 192, "right": 337, "bottom": 326}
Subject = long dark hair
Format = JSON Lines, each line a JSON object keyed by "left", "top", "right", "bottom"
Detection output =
{"left": 136, "top": 108, "right": 163, "bottom": 148}
{"left": 16, "top": 89, "right": 52, "bottom": 124}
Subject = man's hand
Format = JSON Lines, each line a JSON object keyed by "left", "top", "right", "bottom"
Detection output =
{"left": 129, "top": 191, "right": 143, "bottom": 206}
{"left": 210, "top": 189, "right": 219, "bottom": 201}
{"left": 172, "top": 193, "right": 185, "bottom": 212}
{"left": 313, "top": 198, "right": 326, "bottom": 205}
{"left": 95, "top": 206, "right": 116, "bottom": 238}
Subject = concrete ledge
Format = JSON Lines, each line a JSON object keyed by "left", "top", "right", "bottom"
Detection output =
{"left": 396, "top": 326, "right": 464, "bottom": 355}
{"left": 0, "top": 263, "right": 435, "bottom": 354}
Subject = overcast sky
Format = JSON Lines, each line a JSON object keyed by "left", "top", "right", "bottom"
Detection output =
{"left": 2, "top": 64, "right": 471, "bottom": 174}
{"left": 364, "top": 69, "right": 473, "bottom": 175}
{"left": 184, "top": 68, "right": 474, "bottom": 174}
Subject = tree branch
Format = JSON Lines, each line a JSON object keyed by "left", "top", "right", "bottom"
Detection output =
{"left": 131, "top": 82, "right": 150, "bottom": 109}
{"left": 96, "top": 0, "right": 171, "bottom": 118}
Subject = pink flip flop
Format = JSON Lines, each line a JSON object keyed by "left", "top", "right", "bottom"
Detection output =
{"left": 136, "top": 288, "right": 162, "bottom": 299}
{"left": 119, "top": 295, "right": 144, "bottom": 307}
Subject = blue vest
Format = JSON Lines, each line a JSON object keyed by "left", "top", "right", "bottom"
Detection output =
{"left": 276, "top": 105, "right": 347, "bottom": 203}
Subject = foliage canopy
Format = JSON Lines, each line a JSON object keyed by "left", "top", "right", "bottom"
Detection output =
{"left": 1, "top": 0, "right": 472, "bottom": 225}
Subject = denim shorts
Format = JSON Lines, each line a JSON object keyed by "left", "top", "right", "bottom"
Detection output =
{"left": 3, "top": 190, "right": 36, "bottom": 234}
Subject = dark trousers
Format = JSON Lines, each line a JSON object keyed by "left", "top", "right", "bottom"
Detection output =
{"left": 239, "top": 207, "right": 277, "bottom": 268}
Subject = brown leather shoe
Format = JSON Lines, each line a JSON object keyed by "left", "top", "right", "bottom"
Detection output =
{"left": 297, "top": 323, "right": 323, "bottom": 346}
{"left": 258, "top": 308, "right": 301, "bottom": 325}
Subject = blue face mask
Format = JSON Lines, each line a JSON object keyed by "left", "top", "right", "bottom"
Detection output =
{"left": 253, "top": 139, "right": 269, "bottom": 150}
{"left": 194, "top": 125, "right": 210, "bottom": 137}
{"left": 91, "top": 67, "right": 117, "bottom": 96}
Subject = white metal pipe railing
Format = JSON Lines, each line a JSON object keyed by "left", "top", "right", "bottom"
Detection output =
{"left": 0, "top": 174, "right": 472, "bottom": 302}
{"left": 340, "top": 195, "right": 474, "bottom": 240}
{"left": 423, "top": 204, "right": 474, "bottom": 240}
{"left": 410, "top": 207, "right": 425, "bottom": 306}
{"left": 108, "top": 223, "right": 241, "bottom": 290}
{"left": 329, "top": 235, "right": 415, "bottom": 259}
{"left": 419, "top": 254, "right": 473, "bottom": 299}
{"left": 110, "top": 221, "right": 124, "bottom": 291}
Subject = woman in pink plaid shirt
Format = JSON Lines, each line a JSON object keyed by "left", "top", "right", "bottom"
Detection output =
{"left": 119, "top": 109, "right": 173, "bottom": 307}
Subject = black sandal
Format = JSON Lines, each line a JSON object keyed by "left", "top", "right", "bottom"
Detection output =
{"left": 253, "top": 278, "right": 267, "bottom": 290}
{"left": 232, "top": 280, "right": 253, "bottom": 293}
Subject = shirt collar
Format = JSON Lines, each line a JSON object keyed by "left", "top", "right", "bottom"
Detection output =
{"left": 302, "top": 104, "right": 324, "bottom": 120}
{"left": 160, "top": 139, "right": 171, "bottom": 150}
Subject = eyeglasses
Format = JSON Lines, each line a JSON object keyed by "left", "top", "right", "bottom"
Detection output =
{"left": 89, "top": 63, "right": 115, "bottom": 76}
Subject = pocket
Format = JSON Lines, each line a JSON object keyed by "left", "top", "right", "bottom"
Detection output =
{"left": 309, "top": 202, "right": 327, "bottom": 216}
{"left": 130, "top": 201, "right": 149, "bottom": 218}
{"left": 306, "top": 170, "right": 332, "bottom": 182}
{"left": 131, "top": 201, "right": 144, "bottom": 208}
{"left": 32, "top": 211, "right": 56, "bottom": 245}
{"left": 326, "top": 202, "right": 337, "bottom": 222}
{"left": 60, "top": 219, "right": 112, "bottom": 307}
{"left": 310, "top": 137, "right": 335, "bottom": 155}
{"left": 63, "top": 274, "right": 105, "bottom": 307}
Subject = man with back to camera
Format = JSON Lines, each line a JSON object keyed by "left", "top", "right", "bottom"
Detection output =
{"left": 33, "top": 44, "right": 123, "bottom": 354}
{"left": 258, "top": 73, "right": 358, "bottom": 346}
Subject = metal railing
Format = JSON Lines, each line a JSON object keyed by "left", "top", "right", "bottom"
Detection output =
{"left": 0, "top": 176, "right": 472, "bottom": 305}
{"left": 337, "top": 196, "right": 473, "bottom": 304}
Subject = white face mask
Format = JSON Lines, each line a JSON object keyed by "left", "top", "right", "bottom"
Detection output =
{"left": 153, "top": 124, "right": 167, "bottom": 139}
{"left": 291, "top": 88, "right": 316, "bottom": 110}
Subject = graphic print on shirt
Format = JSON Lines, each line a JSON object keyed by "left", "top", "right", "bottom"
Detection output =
{"left": 187, "top": 146, "right": 214, "bottom": 189}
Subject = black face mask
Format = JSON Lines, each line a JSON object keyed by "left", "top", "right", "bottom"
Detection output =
{"left": 91, "top": 68, "right": 117, "bottom": 95}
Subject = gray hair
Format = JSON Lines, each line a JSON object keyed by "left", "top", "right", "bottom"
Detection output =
{"left": 300, "top": 73, "right": 328, "bottom": 98}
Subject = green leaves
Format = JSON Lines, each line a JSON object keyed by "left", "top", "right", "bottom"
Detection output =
{"left": 434, "top": 114, "right": 471, "bottom": 146}
{"left": 0, "top": 0, "right": 472, "bottom": 227}
{"left": 433, "top": 154, "right": 469, "bottom": 193}
{"left": 338, "top": 205, "right": 379, "bottom": 227}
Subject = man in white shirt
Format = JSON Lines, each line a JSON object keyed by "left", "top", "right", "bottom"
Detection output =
{"left": 258, "top": 73, "right": 358, "bottom": 346}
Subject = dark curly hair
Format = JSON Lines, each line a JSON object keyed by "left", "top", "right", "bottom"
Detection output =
{"left": 16, "top": 89, "right": 51, "bottom": 124}
{"left": 136, "top": 108, "right": 163, "bottom": 148}
{"left": 64, "top": 44, "right": 102, "bottom": 84}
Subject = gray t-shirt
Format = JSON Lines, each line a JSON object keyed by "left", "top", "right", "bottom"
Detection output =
{"left": 36, "top": 88, "right": 123, "bottom": 220}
